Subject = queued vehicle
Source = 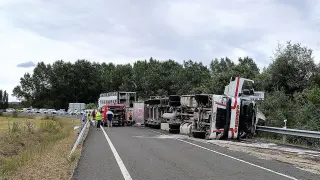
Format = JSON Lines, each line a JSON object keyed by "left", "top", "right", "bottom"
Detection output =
{"left": 5, "top": 108, "right": 15, "bottom": 113}
{"left": 47, "top": 109, "right": 57, "bottom": 114}
{"left": 57, "top": 109, "right": 66, "bottom": 115}
{"left": 23, "top": 108, "right": 32, "bottom": 113}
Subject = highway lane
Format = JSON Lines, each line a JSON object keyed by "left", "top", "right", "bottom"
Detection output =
{"left": 73, "top": 126, "right": 320, "bottom": 180}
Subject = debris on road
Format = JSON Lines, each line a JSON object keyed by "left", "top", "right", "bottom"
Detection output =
{"left": 134, "top": 129, "right": 320, "bottom": 175}
{"left": 206, "top": 139, "right": 320, "bottom": 175}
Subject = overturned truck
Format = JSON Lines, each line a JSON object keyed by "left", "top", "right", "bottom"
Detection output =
{"left": 158, "top": 77, "right": 265, "bottom": 140}
{"left": 144, "top": 96, "right": 170, "bottom": 128}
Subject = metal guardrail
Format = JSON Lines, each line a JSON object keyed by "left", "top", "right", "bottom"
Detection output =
{"left": 69, "top": 120, "right": 90, "bottom": 157}
{"left": 256, "top": 126, "right": 320, "bottom": 139}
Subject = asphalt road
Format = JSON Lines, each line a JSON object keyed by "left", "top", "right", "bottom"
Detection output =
{"left": 72, "top": 126, "right": 320, "bottom": 180}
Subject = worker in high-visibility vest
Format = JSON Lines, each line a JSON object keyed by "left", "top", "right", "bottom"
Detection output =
{"left": 87, "top": 111, "right": 92, "bottom": 126}
{"left": 96, "top": 109, "right": 102, "bottom": 130}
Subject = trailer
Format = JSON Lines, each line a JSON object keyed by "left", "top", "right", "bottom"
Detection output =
{"left": 132, "top": 102, "right": 145, "bottom": 125}
{"left": 159, "top": 77, "right": 265, "bottom": 140}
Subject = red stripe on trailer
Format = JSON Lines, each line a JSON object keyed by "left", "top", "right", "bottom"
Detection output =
{"left": 212, "top": 129, "right": 224, "bottom": 132}
{"left": 212, "top": 128, "right": 235, "bottom": 138}
{"left": 229, "top": 128, "right": 235, "bottom": 138}
{"left": 231, "top": 77, "right": 240, "bottom": 110}
{"left": 215, "top": 102, "right": 226, "bottom": 106}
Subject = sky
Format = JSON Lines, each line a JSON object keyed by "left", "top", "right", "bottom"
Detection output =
{"left": 0, "top": 0, "right": 320, "bottom": 102}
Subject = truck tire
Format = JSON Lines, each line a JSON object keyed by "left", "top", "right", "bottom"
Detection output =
{"left": 169, "top": 95, "right": 180, "bottom": 101}
{"left": 154, "top": 124, "right": 161, "bottom": 129}
{"left": 169, "top": 124, "right": 180, "bottom": 130}
{"left": 169, "top": 95, "right": 181, "bottom": 106}
{"left": 169, "top": 128, "right": 180, "bottom": 134}
{"left": 192, "top": 131, "right": 205, "bottom": 139}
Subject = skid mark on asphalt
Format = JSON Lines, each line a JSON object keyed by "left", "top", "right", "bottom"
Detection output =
{"left": 101, "top": 127, "right": 133, "bottom": 180}
{"left": 145, "top": 128, "right": 298, "bottom": 180}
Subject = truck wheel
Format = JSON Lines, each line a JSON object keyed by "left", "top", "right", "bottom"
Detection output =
{"left": 169, "top": 129, "right": 179, "bottom": 134}
{"left": 155, "top": 124, "right": 161, "bottom": 129}
{"left": 192, "top": 131, "right": 205, "bottom": 139}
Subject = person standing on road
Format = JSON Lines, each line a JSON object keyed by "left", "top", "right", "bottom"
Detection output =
{"left": 107, "top": 109, "right": 114, "bottom": 128}
{"left": 87, "top": 111, "right": 92, "bottom": 126}
{"left": 78, "top": 112, "right": 87, "bottom": 134}
{"left": 91, "top": 109, "right": 96, "bottom": 126}
{"left": 96, "top": 109, "right": 102, "bottom": 130}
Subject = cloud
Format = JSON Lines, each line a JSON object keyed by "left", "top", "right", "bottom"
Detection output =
{"left": 16, "top": 61, "right": 36, "bottom": 68}
{"left": 0, "top": 0, "right": 319, "bottom": 101}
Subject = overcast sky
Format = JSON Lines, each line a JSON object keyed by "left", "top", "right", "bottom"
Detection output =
{"left": 1, "top": 0, "right": 320, "bottom": 102}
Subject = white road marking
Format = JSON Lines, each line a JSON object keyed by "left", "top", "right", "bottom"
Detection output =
{"left": 101, "top": 128, "right": 133, "bottom": 180}
{"left": 146, "top": 128, "right": 298, "bottom": 180}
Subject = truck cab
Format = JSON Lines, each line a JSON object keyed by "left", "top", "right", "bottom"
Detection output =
{"left": 103, "top": 104, "right": 126, "bottom": 126}
{"left": 208, "top": 77, "right": 264, "bottom": 139}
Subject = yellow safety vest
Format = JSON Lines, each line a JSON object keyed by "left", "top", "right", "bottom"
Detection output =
{"left": 96, "top": 112, "right": 102, "bottom": 120}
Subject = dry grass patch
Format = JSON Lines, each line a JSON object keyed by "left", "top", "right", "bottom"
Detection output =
{"left": 0, "top": 116, "right": 40, "bottom": 132}
{"left": 0, "top": 116, "right": 81, "bottom": 180}
{"left": 9, "top": 129, "right": 81, "bottom": 180}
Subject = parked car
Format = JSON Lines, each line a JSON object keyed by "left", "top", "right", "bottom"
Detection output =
{"left": 23, "top": 108, "right": 32, "bottom": 113}
{"left": 39, "top": 109, "right": 47, "bottom": 114}
{"left": 6, "top": 108, "right": 15, "bottom": 113}
{"left": 57, "top": 109, "right": 66, "bottom": 115}
{"left": 31, "top": 108, "right": 39, "bottom": 113}
{"left": 47, "top": 109, "right": 57, "bottom": 114}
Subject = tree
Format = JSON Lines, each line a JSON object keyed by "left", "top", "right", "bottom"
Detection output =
{"left": 0, "top": 89, "right": 2, "bottom": 109}
{"left": 267, "top": 42, "right": 316, "bottom": 94}
{"left": 0, "top": 90, "right": 9, "bottom": 109}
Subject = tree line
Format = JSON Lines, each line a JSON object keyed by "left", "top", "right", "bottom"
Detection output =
{"left": 0, "top": 90, "right": 9, "bottom": 110}
{"left": 12, "top": 41, "right": 320, "bottom": 132}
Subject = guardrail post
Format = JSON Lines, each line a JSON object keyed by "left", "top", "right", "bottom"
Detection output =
{"left": 282, "top": 119, "right": 287, "bottom": 143}
{"left": 282, "top": 126, "right": 287, "bottom": 143}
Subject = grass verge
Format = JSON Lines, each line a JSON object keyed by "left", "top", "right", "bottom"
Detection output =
{"left": 0, "top": 115, "right": 83, "bottom": 180}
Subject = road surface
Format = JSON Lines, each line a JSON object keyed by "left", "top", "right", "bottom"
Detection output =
{"left": 72, "top": 126, "right": 320, "bottom": 180}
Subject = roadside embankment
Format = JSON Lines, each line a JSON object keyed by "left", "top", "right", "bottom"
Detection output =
{"left": 0, "top": 115, "right": 83, "bottom": 180}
